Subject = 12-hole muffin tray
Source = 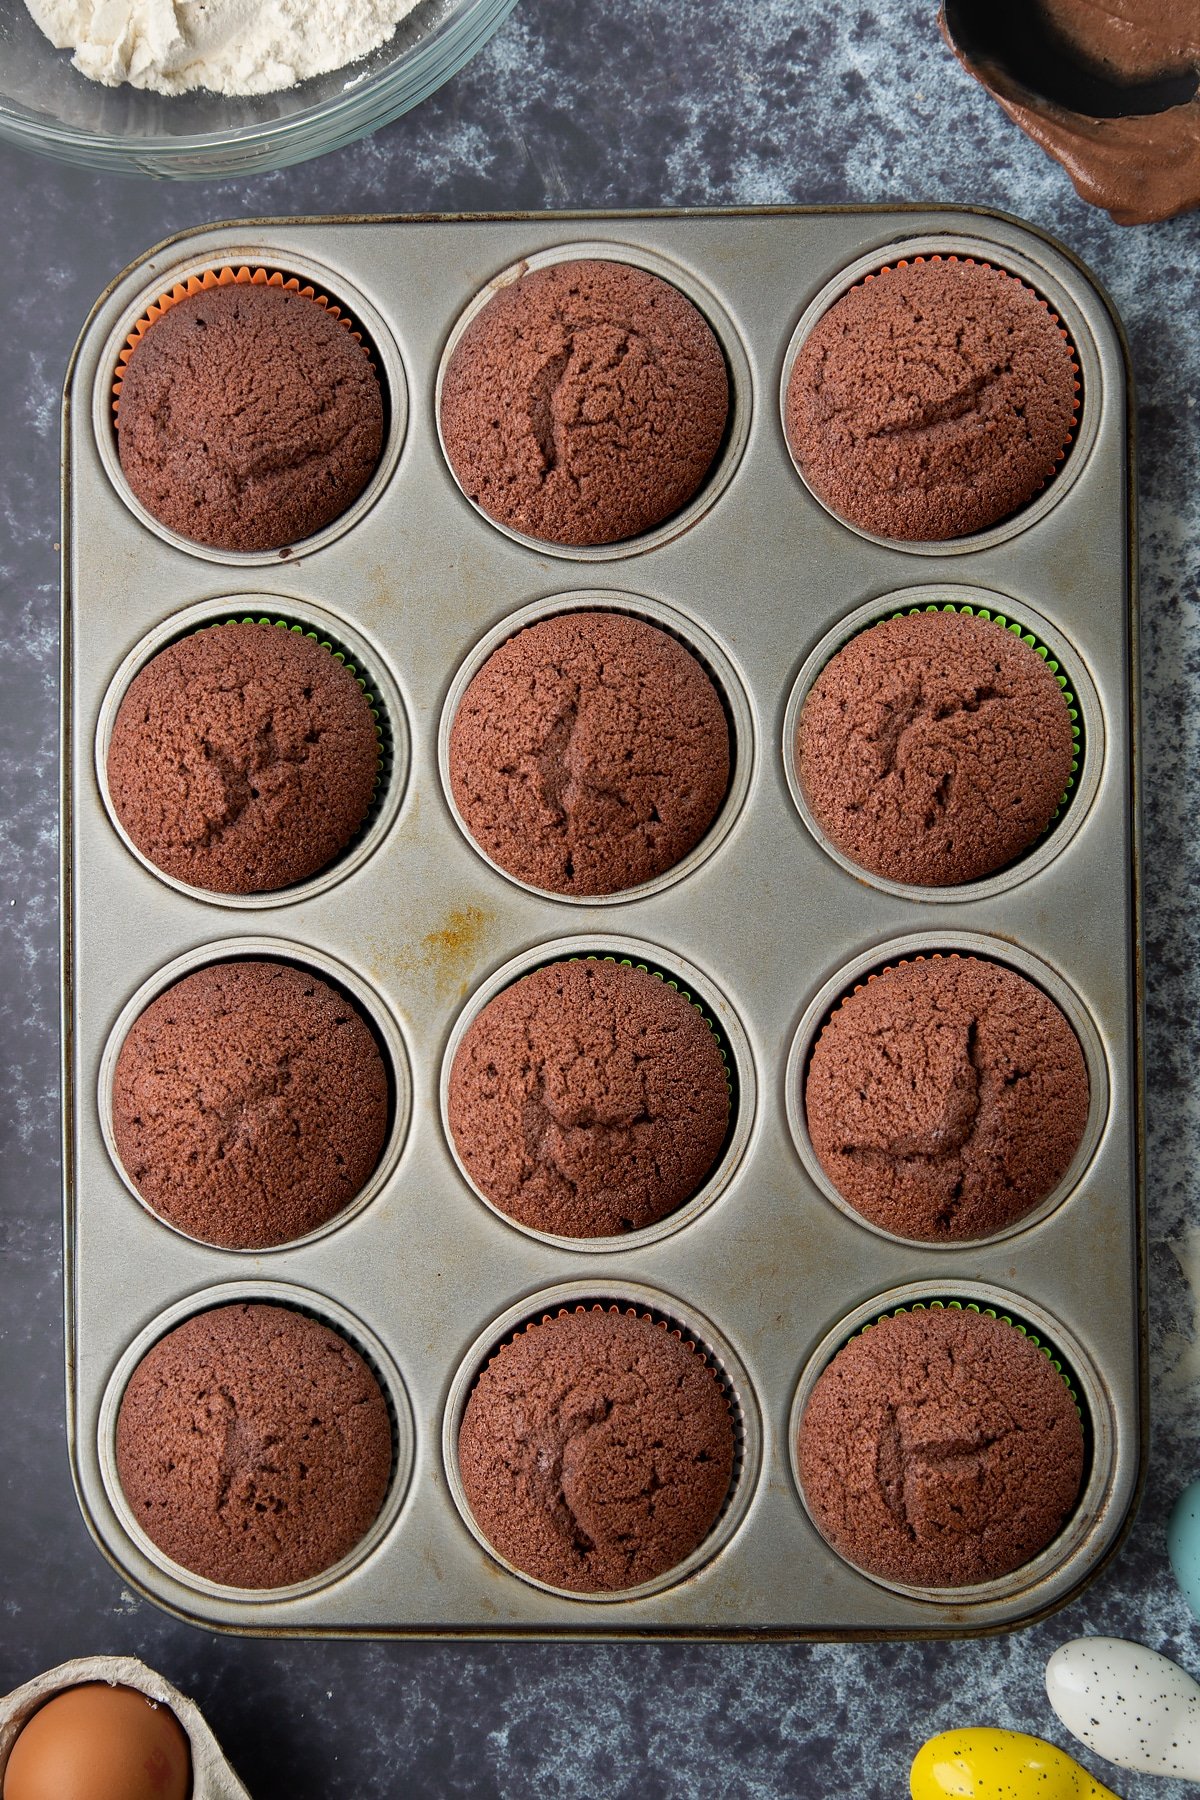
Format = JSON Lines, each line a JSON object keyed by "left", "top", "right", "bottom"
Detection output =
{"left": 61, "top": 208, "right": 1143, "bottom": 1637}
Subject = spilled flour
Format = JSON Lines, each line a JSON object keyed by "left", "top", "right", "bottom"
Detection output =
{"left": 25, "top": 0, "right": 424, "bottom": 95}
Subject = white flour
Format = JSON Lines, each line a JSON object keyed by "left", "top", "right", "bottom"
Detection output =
{"left": 25, "top": 0, "right": 424, "bottom": 95}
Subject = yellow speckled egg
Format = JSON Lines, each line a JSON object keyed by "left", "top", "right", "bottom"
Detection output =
{"left": 910, "top": 1728, "right": 1120, "bottom": 1799}
{"left": 4, "top": 1682, "right": 191, "bottom": 1800}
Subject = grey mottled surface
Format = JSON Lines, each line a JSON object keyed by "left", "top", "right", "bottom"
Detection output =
{"left": 1, "top": 2, "right": 1198, "bottom": 1795}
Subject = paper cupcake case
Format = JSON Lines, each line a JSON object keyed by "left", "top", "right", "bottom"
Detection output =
{"left": 61, "top": 208, "right": 1140, "bottom": 1638}
{"left": 438, "top": 933, "right": 756, "bottom": 1255}
{"left": 441, "top": 1281, "right": 761, "bottom": 1604}
{"left": 0, "top": 1656, "right": 251, "bottom": 1798}
{"left": 437, "top": 588, "right": 757, "bottom": 908}
{"left": 781, "top": 582, "right": 1104, "bottom": 905}
{"left": 787, "top": 1281, "right": 1115, "bottom": 1609}
{"left": 93, "top": 596, "right": 410, "bottom": 911}
{"left": 110, "top": 264, "right": 375, "bottom": 419}
{"left": 92, "top": 250, "right": 408, "bottom": 567}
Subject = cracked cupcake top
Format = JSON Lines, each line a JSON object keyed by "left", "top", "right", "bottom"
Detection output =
{"left": 440, "top": 258, "right": 729, "bottom": 545}
{"left": 798, "top": 1305, "right": 1085, "bottom": 1587}
{"left": 447, "top": 959, "right": 730, "bottom": 1238}
{"left": 804, "top": 955, "right": 1089, "bottom": 1242}
{"left": 116, "top": 282, "right": 384, "bottom": 553}
{"left": 112, "top": 959, "right": 389, "bottom": 1248}
{"left": 459, "top": 1306, "right": 734, "bottom": 1592}
{"left": 785, "top": 258, "right": 1078, "bottom": 540}
{"left": 795, "top": 610, "right": 1076, "bottom": 886}
{"left": 106, "top": 622, "right": 380, "bottom": 895}
{"left": 449, "top": 611, "right": 730, "bottom": 895}
{"left": 116, "top": 1303, "right": 393, "bottom": 1589}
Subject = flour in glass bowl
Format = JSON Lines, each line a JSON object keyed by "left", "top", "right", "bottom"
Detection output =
{"left": 24, "top": 0, "right": 425, "bottom": 95}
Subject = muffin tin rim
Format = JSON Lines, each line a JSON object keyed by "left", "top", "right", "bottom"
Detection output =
{"left": 780, "top": 583, "right": 1105, "bottom": 904}
{"left": 96, "top": 935, "right": 414, "bottom": 1255}
{"left": 433, "top": 237, "right": 754, "bottom": 562}
{"left": 436, "top": 588, "right": 757, "bottom": 907}
{"left": 91, "top": 246, "right": 409, "bottom": 569}
{"left": 787, "top": 1278, "right": 1116, "bottom": 1606}
{"left": 778, "top": 233, "right": 1101, "bottom": 557}
{"left": 440, "top": 1277, "right": 763, "bottom": 1603}
{"left": 438, "top": 932, "right": 758, "bottom": 1253}
{"left": 93, "top": 596, "right": 412, "bottom": 911}
{"left": 95, "top": 1279, "right": 416, "bottom": 1605}
{"left": 783, "top": 929, "right": 1111, "bottom": 1251}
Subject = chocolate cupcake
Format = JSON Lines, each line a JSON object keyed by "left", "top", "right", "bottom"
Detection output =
{"left": 798, "top": 1305, "right": 1085, "bottom": 1587}
{"left": 440, "top": 259, "right": 729, "bottom": 545}
{"left": 795, "top": 610, "right": 1077, "bottom": 885}
{"left": 116, "top": 282, "right": 384, "bottom": 552}
{"left": 804, "top": 955, "right": 1089, "bottom": 1241}
{"left": 786, "top": 257, "right": 1078, "bottom": 540}
{"left": 106, "top": 622, "right": 380, "bottom": 895}
{"left": 450, "top": 611, "right": 730, "bottom": 895}
{"left": 459, "top": 1305, "right": 735, "bottom": 1592}
{"left": 447, "top": 959, "right": 730, "bottom": 1238}
{"left": 112, "top": 960, "right": 389, "bottom": 1249}
{"left": 116, "top": 1303, "right": 393, "bottom": 1588}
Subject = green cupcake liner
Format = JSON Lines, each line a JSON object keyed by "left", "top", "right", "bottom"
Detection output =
{"left": 210, "top": 614, "right": 392, "bottom": 822}
{"left": 468, "top": 1295, "right": 745, "bottom": 1529}
{"left": 884, "top": 601, "right": 1082, "bottom": 824}
{"left": 561, "top": 951, "right": 735, "bottom": 1104}
{"left": 855, "top": 1298, "right": 1082, "bottom": 1419}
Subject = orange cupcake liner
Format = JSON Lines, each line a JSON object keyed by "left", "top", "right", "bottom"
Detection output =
{"left": 857, "top": 253, "right": 1082, "bottom": 477}
{"left": 111, "top": 265, "right": 371, "bottom": 416}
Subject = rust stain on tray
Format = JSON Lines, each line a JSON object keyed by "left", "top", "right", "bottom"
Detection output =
{"left": 376, "top": 905, "right": 494, "bottom": 1002}
{"left": 423, "top": 907, "right": 492, "bottom": 998}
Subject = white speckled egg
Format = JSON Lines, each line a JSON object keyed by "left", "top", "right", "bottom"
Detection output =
{"left": 1045, "top": 1636, "right": 1200, "bottom": 1779}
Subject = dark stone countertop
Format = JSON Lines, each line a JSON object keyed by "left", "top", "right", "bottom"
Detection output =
{"left": 1, "top": 2, "right": 1198, "bottom": 1794}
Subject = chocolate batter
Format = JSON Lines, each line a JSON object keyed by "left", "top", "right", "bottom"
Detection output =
{"left": 942, "top": 0, "right": 1200, "bottom": 224}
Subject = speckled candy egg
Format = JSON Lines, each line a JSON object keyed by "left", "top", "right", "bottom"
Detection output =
{"left": 1046, "top": 1637, "right": 1200, "bottom": 1780}
{"left": 1168, "top": 1477, "right": 1200, "bottom": 1623}
{"left": 910, "top": 1728, "right": 1119, "bottom": 1798}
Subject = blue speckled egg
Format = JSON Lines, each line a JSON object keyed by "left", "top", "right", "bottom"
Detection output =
{"left": 1168, "top": 1478, "right": 1200, "bottom": 1621}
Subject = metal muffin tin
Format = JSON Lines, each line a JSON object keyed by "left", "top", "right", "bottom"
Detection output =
{"left": 61, "top": 207, "right": 1143, "bottom": 1638}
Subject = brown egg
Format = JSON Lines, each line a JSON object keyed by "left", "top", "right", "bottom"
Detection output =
{"left": 3, "top": 1682, "right": 191, "bottom": 1800}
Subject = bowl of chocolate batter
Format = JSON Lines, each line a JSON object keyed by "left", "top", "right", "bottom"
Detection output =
{"left": 941, "top": 0, "right": 1200, "bottom": 223}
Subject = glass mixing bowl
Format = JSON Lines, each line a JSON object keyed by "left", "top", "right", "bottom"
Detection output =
{"left": 0, "top": 0, "right": 519, "bottom": 178}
